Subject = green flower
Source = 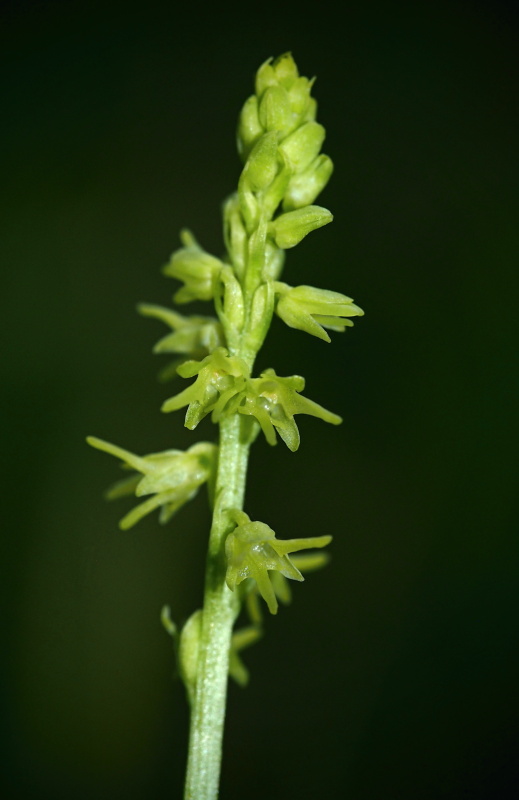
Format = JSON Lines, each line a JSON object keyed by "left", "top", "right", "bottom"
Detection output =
{"left": 137, "top": 303, "right": 225, "bottom": 380}
{"left": 274, "top": 283, "right": 364, "bottom": 342}
{"left": 86, "top": 437, "right": 216, "bottom": 529}
{"left": 239, "top": 368, "right": 341, "bottom": 451}
{"left": 162, "top": 347, "right": 249, "bottom": 429}
{"left": 138, "top": 303, "right": 224, "bottom": 357}
{"left": 225, "top": 510, "right": 331, "bottom": 614}
{"left": 163, "top": 230, "right": 224, "bottom": 304}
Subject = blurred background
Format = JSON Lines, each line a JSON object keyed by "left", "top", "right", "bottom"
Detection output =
{"left": 1, "top": 1, "right": 518, "bottom": 798}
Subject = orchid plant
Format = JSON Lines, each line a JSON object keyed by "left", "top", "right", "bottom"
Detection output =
{"left": 88, "top": 53, "right": 363, "bottom": 799}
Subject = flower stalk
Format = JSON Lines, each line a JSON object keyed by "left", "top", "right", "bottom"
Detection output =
{"left": 87, "top": 52, "right": 363, "bottom": 800}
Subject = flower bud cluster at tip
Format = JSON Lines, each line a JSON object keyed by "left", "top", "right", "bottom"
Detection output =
{"left": 158, "top": 53, "right": 362, "bottom": 363}
{"left": 237, "top": 52, "right": 333, "bottom": 215}
{"left": 225, "top": 509, "right": 331, "bottom": 614}
{"left": 232, "top": 51, "right": 335, "bottom": 286}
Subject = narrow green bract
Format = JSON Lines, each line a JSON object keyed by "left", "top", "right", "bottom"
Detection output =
{"left": 87, "top": 52, "right": 363, "bottom": 800}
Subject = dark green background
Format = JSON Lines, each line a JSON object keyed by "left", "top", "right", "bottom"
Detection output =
{"left": 2, "top": 1, "right": 517, "bottom": 798}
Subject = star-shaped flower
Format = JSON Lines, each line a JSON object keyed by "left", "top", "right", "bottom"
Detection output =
{"left": 137, "top": 303, "right": 225, "bottom": 382}
{"left": 86, "top": 437, "right": 216, "bottom": 529}
{"left": 163, "top": 229, "right": 224, "bottom": 304}
{"left": 274, "top": 282, "right": 364, "bottom": 342}
{"left": 139, "top": 303, "right": 224, "bottom": 357}
{"left": 239, "top": 368, "right": 341, "bottom": 451}
{"left": 161, "top": 347, "right": 249, "bottom": 429}
{"left": 225, "top": 510, "right": 331, "bottom": 614}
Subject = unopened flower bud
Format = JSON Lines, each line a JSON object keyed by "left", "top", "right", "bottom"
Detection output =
{"left": 255, "top": 58, "right": 278, "bottom": 98}
{"left": 237, "top": 95, "right": 263, "bottom": 161}
{"left": 278, "top": 122, "right": 325, "bottom": 172}
{"left": 262, "top": 240, "right": 285, "bottom": 281}
{"left": 270, "top": 205, "right": 333, "bottom": 249}
{"left": 271, "top": 52, "right": 299, "bottom": 88}
{"left": 283, "top": 154, "right": 334, "bottom": 210}
{"left": 258, "top": 85, "right": 292, "bottom": 135}
{"left": 244, "top": 131, "right": 279, "bottom": 191}
{"left": 223, "top": 194, "right": 247, "bottom": 279}
{"left": 238, "top": 178, "right": 260, "bottom": 232}
{"left": 219, "top": 265, "right": 244, "bottom": 332}
{"left": 261, "top": 149, "right": 293, "bottom": 219}
{"left": 287, "top": 76, "right": 314, "bottom": 115}
{"left": 245, "top": 282, "right": 274, "bottom": 354}
{"left": 179, "top": 610, "right": 202, "bottom": 705}
{"left": 303, "top": 96, "right": 318, "bottom": 123}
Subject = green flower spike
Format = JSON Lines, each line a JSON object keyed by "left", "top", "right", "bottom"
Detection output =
{"left": 86, "top": 436, "right": 216, "bottom": 530}
{"left": 235, "top": 51, "right": 334, "bottom": 247}
{"left": 237, "top": 53, "right": 313, "bottom": 161}
{"left": 163, "top": 230, "right": 224, "bottom": 304}
{"left": 225, "top": 510, "right": 332, "bottom": 614}
{"left": 274, "top": 283, "right": 364, "bottom": 342}
{"left": 88, "top": 54, "right": 363, "bottom": 799}
{"left": 239, "top": 368, "right": 341, "bottom": 451}
{"left": 162, "top": 347, "right": 249, "bottom": 429}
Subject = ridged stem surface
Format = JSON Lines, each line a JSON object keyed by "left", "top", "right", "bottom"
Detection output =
{"left": 183, "top": 413, "right": 250, "bottom": 800}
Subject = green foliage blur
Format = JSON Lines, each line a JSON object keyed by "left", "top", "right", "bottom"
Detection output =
{"left": 1, "top": 1, "right": 517, "bottom": 798}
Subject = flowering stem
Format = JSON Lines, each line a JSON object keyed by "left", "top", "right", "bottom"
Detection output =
{"left": 183, "top": 413, "right": 250, "bottom": 800}
{"left": 87, "top": 52, "right": 363, "bottom": 800}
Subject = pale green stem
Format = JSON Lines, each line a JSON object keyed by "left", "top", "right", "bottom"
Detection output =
{"left": 184, "top": 166, "right": 266, "bottom": 799}
{"left": 183, "top": 412, "right": 251, "bottom": 800}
